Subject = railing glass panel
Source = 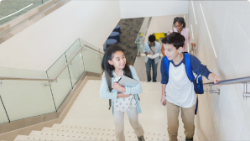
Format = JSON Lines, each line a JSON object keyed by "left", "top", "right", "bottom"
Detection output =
{"left": 65, "top": 39, "right": 85, "bottom": 86}
{"left": 81, "top": 46, "right": 103, "bottom": 74}
{"left": 0, "top": 96, "right": 10, "bottom": 124}
{"left": 0, "top": 38, "right": 103, "bottom": 124}
{"left": 46, "top": 54, "right": 72, "bottom": 110}
{"left": 0, "top": 68, "right": 55, "bottom": 122}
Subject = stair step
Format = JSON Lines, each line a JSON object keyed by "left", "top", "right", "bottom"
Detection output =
{"left": 52, "top": 124, "right": 114, "bottom": 133}
{"left": 29, "top": 130, "right": 115, "bottom": 140}
{"left": 14, "top": 135, "right": 59, "bottom": 141}
{"left": 30, "top": 126, "right": 169, "bottom": 141}
{"left": 51, "top": 124, "right": 169, "bottom": 140}
{"left": 43, "top": 127, "right": 115, "bottom": 136}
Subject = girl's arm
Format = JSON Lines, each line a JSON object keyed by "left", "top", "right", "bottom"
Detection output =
{"left": 117, "top": 93, "right": 131, "bottom": 98}
{"left": 123, "top": 66, "right": 143, "bottom": 95}
{"left": 100, "top": 72, "right": 118, "bottom": 99}
{"left": 113, "top": 66, "right": 142, "bottom": 95}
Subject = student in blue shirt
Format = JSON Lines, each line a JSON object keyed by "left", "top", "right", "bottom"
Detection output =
{"left": 100, "top": 44, "right": 145, "bottom": 141}
{"left": 160, "top": 32, "right": 221, "bottom": 141}
{"left": 143, "top": 34, "right": 161, "bottom": 82}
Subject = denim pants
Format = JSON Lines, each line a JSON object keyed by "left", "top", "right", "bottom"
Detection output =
{"left": 145, "top": 59, "right": 158, "bottom": 82}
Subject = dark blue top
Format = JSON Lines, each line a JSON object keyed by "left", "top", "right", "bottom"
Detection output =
{"left": 160, "top": 53, "right": 211, "bottom": 84}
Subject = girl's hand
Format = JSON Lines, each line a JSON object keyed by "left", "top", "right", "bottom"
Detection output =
{"left": 117, "top": 93, "right": 131, "bottom": 98}
{"left": 161, "top": 95, "right": 166, "bottom": 106}
{"left": 113, "top": 83, "right": 125, "bottom": 92}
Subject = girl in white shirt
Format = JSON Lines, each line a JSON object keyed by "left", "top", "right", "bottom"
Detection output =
{"left": 100, "top": 44, "right": 145, "bottom": 141}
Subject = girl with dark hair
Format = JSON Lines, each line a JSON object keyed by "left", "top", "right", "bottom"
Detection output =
{"left": 100, "top": 44, "right": 145, "bottom": 141}
{"left": 161, "top": 17, "right": 196, "bottom": 55}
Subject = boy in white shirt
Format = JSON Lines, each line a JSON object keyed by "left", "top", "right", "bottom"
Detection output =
{"left": 160, "top": 32, "right": 221, "bottom": 141}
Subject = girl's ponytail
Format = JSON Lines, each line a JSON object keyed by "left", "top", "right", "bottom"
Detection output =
{"left": 101, "top": 49, "right": 114, "bottom": 77}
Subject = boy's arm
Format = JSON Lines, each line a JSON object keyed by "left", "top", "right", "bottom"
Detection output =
{"left": 160, "top": 57, "right": 168, "bottom": 84}
{"left": 190, "top": 55, "right": 221, "bottom": 83}
{"left": 162, "top": 84, "right": 166, "bottom": 96}
{"left": 161, "top": 58, "right": 168, "bottom": 106}
{"left": 161, "top": 84, "right": 167, "bottom": 106}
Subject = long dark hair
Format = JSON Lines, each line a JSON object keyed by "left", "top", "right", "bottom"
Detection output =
{"left": 173, "top": 17, "right": 186, "bottom": 28}
{"left": 101, "top": 44, "right": 132, "bottom": 78}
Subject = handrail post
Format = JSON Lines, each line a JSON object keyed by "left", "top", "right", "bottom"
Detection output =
{"left": 209, "top": 85, "right": 220, "bottom": 94}
{"left": 243, "top": 83, "right": 250, "bottom": 100}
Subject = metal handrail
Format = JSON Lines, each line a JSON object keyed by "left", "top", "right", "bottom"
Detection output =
{"left": 0, "top": 45, "right": 103, "bottom": 81}
{"left": 204, "top": 76, "right": 250, "bottom": 99}
{"left": 204, "top": 76, "right": 250, "bottom": 86}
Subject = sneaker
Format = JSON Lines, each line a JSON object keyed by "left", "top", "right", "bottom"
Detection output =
{"left": 186, "top": 137, "right": 193, "bottom": 141}
{"left": 138, "top": 135, "right": 145, "bottom": 141}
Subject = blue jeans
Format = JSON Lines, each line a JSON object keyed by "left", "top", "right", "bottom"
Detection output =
{"left": 145, "top": 59, "right": 158, "bottom": 82}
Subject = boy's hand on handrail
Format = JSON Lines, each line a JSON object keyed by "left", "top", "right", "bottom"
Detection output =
{"left": 208, "top": 73, "right": 222, "bottom": 87}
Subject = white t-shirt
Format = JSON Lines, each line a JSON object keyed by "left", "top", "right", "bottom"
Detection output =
{"left": 113, "top": 71, "right": 137, "bottom": 112}
{"left": 165, "top": 63, "right": 196, "bottom": 108}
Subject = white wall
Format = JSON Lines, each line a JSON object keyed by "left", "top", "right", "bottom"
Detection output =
{"left": 120, "top": 1, "right": 188, "bottom": 19}
{"left": 188, "top": 1, "right": 250, "bottom": 140}
{"left": 0, "top": 0, "right": 120, "bottom": 71}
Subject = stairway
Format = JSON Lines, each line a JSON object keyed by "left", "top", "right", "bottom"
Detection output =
{"left": 14, "top": 80, "right": 198, "bottom": 141}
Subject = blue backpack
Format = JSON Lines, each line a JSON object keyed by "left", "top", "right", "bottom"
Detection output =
{"left": 163, "top": 53, "right": 204, "bottom": 114}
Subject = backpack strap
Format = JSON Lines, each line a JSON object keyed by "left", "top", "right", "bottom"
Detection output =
{"left": 184, "top": 53, "right": 200, "bottom": 115}
{"left": 105, "top": 71, "right": 112, "bottom": 110}
{"left": 184, "top": 53, "right": 195, "bottom": 82}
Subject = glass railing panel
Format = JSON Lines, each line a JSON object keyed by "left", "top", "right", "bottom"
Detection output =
{"left": 0, "top": 79, "right": 56, "bottom": 122}
{"left": 0, "top": 96, "right": 9, "bottom": 124}
{"left": 0, "top": 67, "right": 56, "bottom": 122}
{"left": 81, "top": 39, "right": 104, "bottom": 54}
{"left": 0, "top": 38, "right": 103, "bottom": 123}
{"left": 0, "top": 67, "right": 55, "bottom": 122}
{"left": 81, "top": 46, "right": 103, "bottom": 74}
{"left": 46, "top": 54, "right": 72, "bottom": 110}
{"left": 67, "top": 51, "right": 85, "bottom": 87}
{"left": 65, "top": 39, "right": 85, "bottom": 86}
{"left": 0, "top": 0, "right": 51, "bottom": 27}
